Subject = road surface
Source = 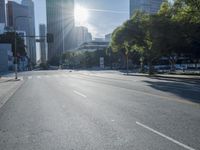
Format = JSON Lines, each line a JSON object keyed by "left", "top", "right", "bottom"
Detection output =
{"left": 0, "top": 70, "right": 200, "bottom": 150}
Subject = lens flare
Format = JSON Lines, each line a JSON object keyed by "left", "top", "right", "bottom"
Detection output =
{"left": 74, "top": 5, "right": 89, "bottom": 26}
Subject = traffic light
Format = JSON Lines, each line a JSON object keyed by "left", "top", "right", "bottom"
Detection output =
{"left": 47, "top": 33, "right": 54, "bottom": 43}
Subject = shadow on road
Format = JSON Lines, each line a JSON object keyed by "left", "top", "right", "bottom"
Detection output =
{"left": 143, "top": 80, "right": 200, "bottom": 104}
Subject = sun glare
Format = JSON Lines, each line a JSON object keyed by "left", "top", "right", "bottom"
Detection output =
{"left": 74, "top": 5, "right": 89, "bottom": 26}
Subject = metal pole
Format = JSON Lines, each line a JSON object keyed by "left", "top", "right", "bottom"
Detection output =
{"left": 126, "top": 53, "right": 129, "bottom": 75}
{"left": 14, "top": 31, "right": 18, "bottom": 80}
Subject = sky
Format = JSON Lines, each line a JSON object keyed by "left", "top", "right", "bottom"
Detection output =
{"left": 12, "top": 0, "right": 129, "bottom": 38}
{"left": 75, "top": 0, "right": 129, "bottom": 37}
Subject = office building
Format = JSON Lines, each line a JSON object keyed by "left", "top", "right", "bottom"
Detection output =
{"left": 6, "top": 0, "right": 36, "bottom": 64}
{"left": 130, "top": 0, "right": 163, "bottom": 17}
{"left": 0, "top": 0, "right": 6, "bottom": 23}
{"left": 39, "top": 24, "right": 47, "bottom": 63}
{"left": 21, "top": 0, "right": 36, "bottom": 64}
{"left": 46, "top": 0, "right": 75, "bottom": 60}
{"left": 105, "top": 33, "right": 112, "bottom": 42}
{"left": 75, "top": 26, "right": 92, "bottom": 46}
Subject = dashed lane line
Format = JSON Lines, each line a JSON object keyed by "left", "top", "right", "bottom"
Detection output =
{"left": 136, "top": 121, "right": 196, "bottom": 150}
{"left": 73, "top": 90, "right": 87, "bottom": 98}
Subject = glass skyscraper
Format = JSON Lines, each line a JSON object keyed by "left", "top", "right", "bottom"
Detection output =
{"left": 39, "top": 24, "right": 47, "bottom": 64}
{"left": 0, "top": 0, "right": 6, "bottom": 23}
{"left": 46, "top": 0, "right": 75, "bottom": 61}
{"left": 130, "top": 0, "right": 163, "bottom": 17}
{"left": 7, "top": 0, "right": 36, "bottom": 64}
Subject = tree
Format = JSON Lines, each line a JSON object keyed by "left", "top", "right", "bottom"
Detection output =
{"left": 128, "top": 12, "right": 163, "bottom": 74}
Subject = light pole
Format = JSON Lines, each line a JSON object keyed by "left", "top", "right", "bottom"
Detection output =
{"left": 14, "top": 16, "right": 31, "bottom": 80}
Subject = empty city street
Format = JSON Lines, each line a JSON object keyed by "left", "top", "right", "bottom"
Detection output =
{"left": 0, "top": 70, "right": 200, "bottom": 150}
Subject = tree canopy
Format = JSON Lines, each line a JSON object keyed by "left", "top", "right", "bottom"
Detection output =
{"left": 111, "top": 0, "right": 200, "bottom": 74}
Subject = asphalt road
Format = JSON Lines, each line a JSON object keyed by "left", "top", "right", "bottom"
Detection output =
{"left": 0, "top": 70, "right": 200, "bottom": 150}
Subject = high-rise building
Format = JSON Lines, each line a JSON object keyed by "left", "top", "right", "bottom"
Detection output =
{"left": 39, "top": 24, "right": 47, "bottom": 63}
{"left": 105, "top": 33, "right": 112, "bottom": 42}
{"left": 0, "top": 0, "right": 6, "bottom": 24}
{"left": 6, "top": 0, "right": 36, "bottom": 64}
{"left": 130, "top": 0, "right": 163, "bottom": 17}
{"left": 46, "top": 0, "right": 75, "bottom": 61}
{"left": 75, "top": 26, "right": 92, "bottom": 47}
{"left": 21, "top": 0, "right": 36, "bottom": 64}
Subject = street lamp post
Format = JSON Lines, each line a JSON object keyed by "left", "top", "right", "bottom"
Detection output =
{"left": 14, "top": 16, "right": 31, "bottom": 80}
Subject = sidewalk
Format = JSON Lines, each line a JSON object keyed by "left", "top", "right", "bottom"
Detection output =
{"left": 155, "top": 74, "right": 200, "bottom": 80}
{"left": 0, "top": 77, "right": 23, "bottom": 109}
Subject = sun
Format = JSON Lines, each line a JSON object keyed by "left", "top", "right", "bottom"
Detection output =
{"left": 74, "top": 5, "right": 89, "bottom": 26}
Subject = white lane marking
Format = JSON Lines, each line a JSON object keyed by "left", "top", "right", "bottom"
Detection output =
{"left": 28, "top": 76, "right": 32, "bottom": 79}
{"left": 37, "top": 76, "right": 41, "bottom": 79}
{"left": 73, "top": 90, "right": 87, "bottom": 98}
{"left": 136, "top": 122, "right": 196, "bottom": 150}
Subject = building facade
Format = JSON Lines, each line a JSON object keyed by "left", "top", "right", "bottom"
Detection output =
{"left": 0, "top": 44, "right": 13, "bottom": 72}
{"left": 130, "top": 0, "right": 163, "bottom": 17}
{"left": 21, "top": 0, "right": 36, "bottom": 64}
{"left": 75, "top": 26, "right": 92, "bottom": 47}
{"left": 39, "top": 24, "right": 47, "bottom": 63}
{"left": 105, "top": 33, "right": 112, "bottom": 42}
{"left": 6, "top": 1, "right": 36, "bottom": 64}
{"left": 0, "top": 0, "right": 6, "bottom": 24}
{"left": 0, "top": 23, "right": 5, "bottom": 34}
{"left": 46, "top": 0, "right": 75, "bottom": 61}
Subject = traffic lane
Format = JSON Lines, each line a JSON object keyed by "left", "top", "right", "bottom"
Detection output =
{"left": 69, "top": 73, "right": 200, "bottom": 105}
{"left": 63, "top": 75, "right": 200, "bottom": 149}
{"left": 0, "top": 73, "right": 199, "bottom": 150}
{"left": 44, "top": 75, "right": 188, "bottom": 150}
{"left": 74, "top": 72, "right": 200, "bottom": 92}
{"left": 75, "top": 71, "right": 200, "bottom": 89}
{"left": 0, "top": 75, "right": 184, "bottom": 150}
{"left": 0, "top": 76, "right": 113, "bottom": 150}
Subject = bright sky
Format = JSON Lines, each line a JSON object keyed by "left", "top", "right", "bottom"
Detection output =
{"left": 11, "top": 0, "right": 129, "bottom": 60}
{"left": 12, "top": 0, "right": 129, "bottom": 38}
{"left": 75, "top": 0, "right": 129, "bottom": 37}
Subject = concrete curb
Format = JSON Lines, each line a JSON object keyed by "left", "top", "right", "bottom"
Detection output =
{"left": 123, "top": 73, "right": 200, "bottom": 81}
{"left": 0, "top": 79, "right": 24, "bottom": 110}
{"left": 154, "top": 75, "right": 200, "bottom": 81}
